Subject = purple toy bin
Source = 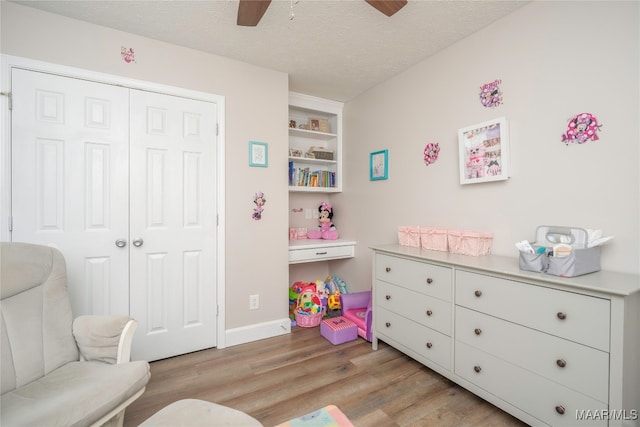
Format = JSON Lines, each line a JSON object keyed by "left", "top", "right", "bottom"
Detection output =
{"left": 320, "top": 316, "right": 358, "bottom": 345}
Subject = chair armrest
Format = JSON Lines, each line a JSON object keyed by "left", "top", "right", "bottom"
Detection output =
{"left": 340, "top": 290, "right": 371, "bottom": 312}
{"left": 73, "top": 315, "right": 138, "bottom": 364}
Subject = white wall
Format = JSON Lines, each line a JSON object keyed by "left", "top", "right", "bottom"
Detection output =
{"left": 0, "top": 2, "right": 290, "bottom": 333}
{"left": 334, "top": 0, "right": 640, "bottom": 289}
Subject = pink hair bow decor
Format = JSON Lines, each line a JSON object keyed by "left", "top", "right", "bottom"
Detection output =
{"left": 562, "top": 112, "right": 602, "bottom": 145}
{"left": 320, "top": 202, "right": 332, "bottom": 213}
{"left": 121, "top": 47, "right": 136, "bottom": 63}
{"left": 424, "top": 143, "right": 440, "bottom": 166}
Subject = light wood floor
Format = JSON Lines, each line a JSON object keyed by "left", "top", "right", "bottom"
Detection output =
{"left": 124, "top": 326, "right": 528, "bottom": 427}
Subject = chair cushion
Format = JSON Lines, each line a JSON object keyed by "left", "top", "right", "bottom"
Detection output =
{"left": 0, "top": 360, "right": 150, "bottom": 427}
{"left": 1, "top": 243, "right": 79, "bottom": 394}
{"left": 342, "top": 309, "right": 367, "bottom": 334}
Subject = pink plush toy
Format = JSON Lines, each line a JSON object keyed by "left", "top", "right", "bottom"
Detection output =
{"left": 307, "top": 202, "right": 339, "bottom": 240}
{"left": 466, "top": 145, "right": 486, "bottom": 179}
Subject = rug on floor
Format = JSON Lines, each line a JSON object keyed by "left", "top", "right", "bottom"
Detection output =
{"left": 274, "top": 404, "right": 354, "bottom": 427}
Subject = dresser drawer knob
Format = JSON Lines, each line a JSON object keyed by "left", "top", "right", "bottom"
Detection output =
{"left": 555, "top": 405, "right": 566, "bottom": 415}
{"left": 473, "top": 365, "right": 482, "bottom": 373}
{"left": 426, "top": 342, "right": 433, "bottom": 349}
{"left": 385, "top": 294, "right": 391, "bottom": 300}
{"left": 385, "top": 267, "right": 391, "bottom": 273}
{"left": 474, "top": 328, "right": 482, "bottom": 335}
{"left": 385, "top": 322, "right": 391, "bottom": 328}
{"left": 426, "top": 310, "right": 433, "bottom": 316}
{"left": 474, "top": 290, "right": 482, "bottom": 297}
{"left": 557, "top": 312, "right": 567, "bottom": 320}
{"left": 426, "top": 278, "right": 433, "bottom": 284}
{"left": 556, "top": 359, "right": 567, "bottom": 368}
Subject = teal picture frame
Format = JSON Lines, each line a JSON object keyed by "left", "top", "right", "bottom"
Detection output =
{"left": 249, "top": 141, "right": 268, "bottom": 167}
{"left": 370, "top": 149, "right": 388, "bottom": 181}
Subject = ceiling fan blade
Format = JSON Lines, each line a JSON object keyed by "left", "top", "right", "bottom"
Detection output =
{"left": 365, "top": 0, "right": 408, "bottom": 17}
{"left": 237, "top": 0, "right": 272, "bottom": 26}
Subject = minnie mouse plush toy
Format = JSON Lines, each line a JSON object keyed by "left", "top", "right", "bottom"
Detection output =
{"left": 307, "top": 202, "right": 339, "bottom": 240}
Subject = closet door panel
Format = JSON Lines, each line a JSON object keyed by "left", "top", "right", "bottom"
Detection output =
{"left": 129, "top": 89, "right": 217, "bottom": 361}
{"left": 11, "top": 68, "right": 130, "bottom": 316}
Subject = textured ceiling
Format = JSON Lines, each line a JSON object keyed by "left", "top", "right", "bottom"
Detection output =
{"left": 12, "top": 0, "right": 529, "bottom": 102}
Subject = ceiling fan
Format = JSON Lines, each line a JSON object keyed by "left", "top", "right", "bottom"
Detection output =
{"left": 237, "top": 0, "right": 408, "bottom": 26}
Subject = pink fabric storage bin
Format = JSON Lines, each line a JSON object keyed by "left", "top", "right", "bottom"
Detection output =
{"left": 448, "top": 230, "right": 493, "bottom": 256}
{"left": 419, "top": 227, "right": 448, "bottom": 251}
{"left": 320, "top": 316, "right": 358, "bottom": 345}
{"left": 398, "top": 226, "right": 420, "bottom": 247}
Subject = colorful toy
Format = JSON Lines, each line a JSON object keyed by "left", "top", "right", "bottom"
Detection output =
{"left": 327, "top": 275, "right": 348, "bottom": 295}
{"left": 307, "top": 202, "right": 339, "bottom": 240}
{"left": 327, "top": 291, "right": 341, "bottom": 310}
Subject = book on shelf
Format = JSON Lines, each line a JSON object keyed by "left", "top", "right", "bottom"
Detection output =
{"left": 288, "top": 162, "right": 335, "bottom": 188}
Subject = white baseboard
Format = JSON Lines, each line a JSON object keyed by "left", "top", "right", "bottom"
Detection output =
{"left": 224, "top": 317, "right": 291, "bottom": 348}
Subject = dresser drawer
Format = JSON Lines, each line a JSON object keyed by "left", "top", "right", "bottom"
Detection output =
{"left": 455, "top": 270, "right": 610, "bottom": 351}
{"left": 376, "top": 307, "right": 451, "bottom": 370}
{"left": 289, "top": 244, "right": 354, "bottom": 263}
{"left": 375, "top": 254, "right": 452, "bottom": 301}
{"left": 455, "top": 306, "right": 609, "bottom": 403}
{"left": 376, "top": 281, "right": 451, "bottom": 335}
{"left": 455, "top": 341, "right": 607, "bottom": 427}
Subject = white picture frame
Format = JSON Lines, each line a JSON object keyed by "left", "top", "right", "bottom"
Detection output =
{"left": 458, "top": 117, "right": 509, "bottom": 185}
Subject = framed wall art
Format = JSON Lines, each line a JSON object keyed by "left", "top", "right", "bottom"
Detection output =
{"left": 249, "top": 141, "right": 268, "bottom": 167}
{"left": 308, "top": 118, "right": 330, "bottom": 133}
{"left": 370, "top": 149, "right": 388, "bottom": 181}
{"left": 458, "top": 117, "right": 509, "bottom": 184}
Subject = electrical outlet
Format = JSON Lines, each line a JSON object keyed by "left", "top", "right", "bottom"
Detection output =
{"left": 312, "top": 209, "right": 319, "bottom": 219}
{"left": 305, "top": 208, "right": 312, "bottom": 219}
{"left": 249, "top": 294, "right": 259, "bottom": 310}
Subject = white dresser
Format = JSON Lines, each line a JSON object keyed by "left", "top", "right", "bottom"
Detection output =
{"left": 371, "top": 244, "right": 640, "bottom": 427}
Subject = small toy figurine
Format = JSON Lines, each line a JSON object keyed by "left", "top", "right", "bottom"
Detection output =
{"left": 307, "top": 202, "right": 339, "bottom": 240}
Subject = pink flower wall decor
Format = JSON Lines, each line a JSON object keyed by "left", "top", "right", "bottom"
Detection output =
{"left": 424, "top": 143, "right": 440, "bottom": 165}
{"left": 121, "top": 47, "right": 136, "bottom": 63}
{"left": 561, "top": 112, "right": 602, "bottom": 145}
{"left": 479, "top": 79, "right": 503, "bottom": 108}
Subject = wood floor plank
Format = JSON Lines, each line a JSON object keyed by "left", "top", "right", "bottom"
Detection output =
{"left": 123, "top": 326, "right": 528, "bottom": 427}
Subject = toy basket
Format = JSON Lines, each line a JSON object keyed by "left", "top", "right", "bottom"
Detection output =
{"left": 419, "top": 227, "right": 448, "bottom": 251}
{"left": 295, "top": 291, "right": 325, "bottom": 328}
{"left": 398, "top": 226, "right": 420, "bottom": 247}
{"left": 295, "top": 308, "right": 325, "bottom": 327}
{"left": 448, "top": 229, "right": 493, "bottom": 256}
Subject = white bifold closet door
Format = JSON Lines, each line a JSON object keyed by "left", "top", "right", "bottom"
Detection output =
{"left": 11, "top": 68, "right": 217, "bottom": 361}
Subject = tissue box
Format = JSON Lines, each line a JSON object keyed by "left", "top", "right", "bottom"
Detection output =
{"left": 419, "top": 227, "right": 448, "bottom": 251}
{"left": 448, "top": 230, "right": 493, "bottom": 256}
{"left": 320, "top": 316, "right": 358, "bottom": 345}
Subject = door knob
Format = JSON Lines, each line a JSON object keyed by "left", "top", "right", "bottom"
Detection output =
{"left": 115, "top": 239, "right": 127, "bottom": 248}
{"left": 132, "top": 238, "right": 144, "bottom": 247}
